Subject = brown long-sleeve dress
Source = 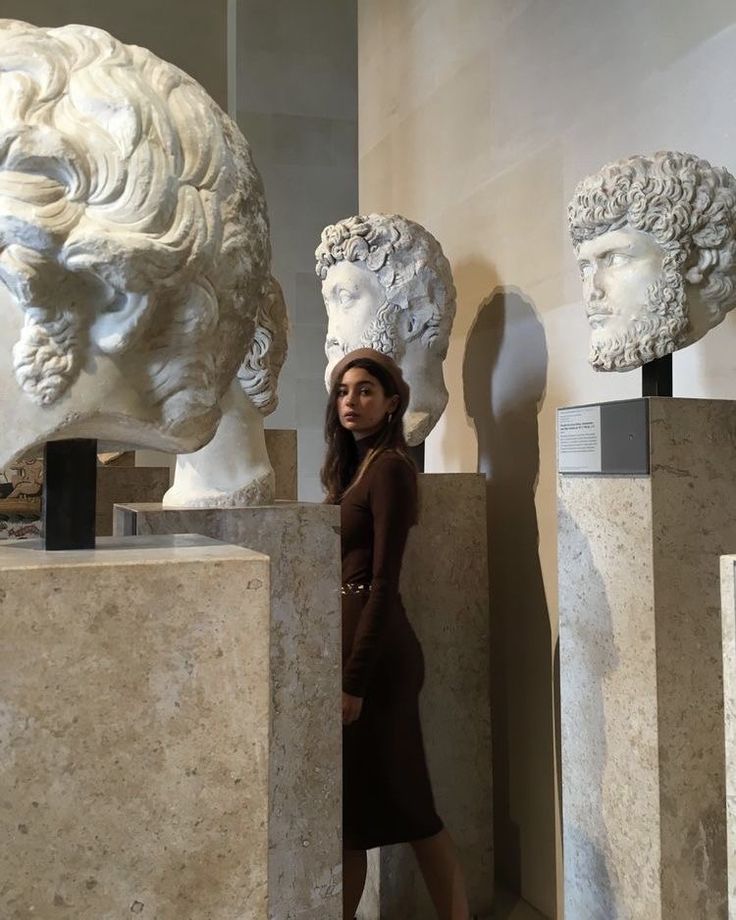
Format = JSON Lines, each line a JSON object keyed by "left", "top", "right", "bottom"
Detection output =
{"left": 341, "top": 434, "right": 443, "bottom": 850}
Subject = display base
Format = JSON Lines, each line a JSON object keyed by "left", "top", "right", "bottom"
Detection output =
{"left": 558, "top": 398, "right": 735, "bottom": 918}
{"left": 114, "top": 502, "right": 342, "bottom": 920}
{"left": 265, "top": 428, "right": 297, "bottom": 500}
{"left": 0, "top": 535, "right": 270, "bottom": 918}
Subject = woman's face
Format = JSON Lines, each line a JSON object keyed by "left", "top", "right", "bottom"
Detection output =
{"left": 336, "top": 366, "right": 399, "bottom": 437}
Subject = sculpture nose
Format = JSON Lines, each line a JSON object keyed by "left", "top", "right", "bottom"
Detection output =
{"left": 586, "top": 268, "right": 605, "bottom": 301}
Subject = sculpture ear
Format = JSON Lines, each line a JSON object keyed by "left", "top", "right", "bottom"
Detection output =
{"left": 401, "top": 296, "right": 432, "bottom": 342}
{"left": 89, "top": 291, "right": 155, "bottom": 354}
{"left": 684, "top": 248, "right": 718, "bottom": 286}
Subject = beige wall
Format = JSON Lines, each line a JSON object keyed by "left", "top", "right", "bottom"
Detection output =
{"left": 358, "top": 2, "right": 736, "bottom": 916}
{"left": 236, "top": 0, "right": 358, "bottom": 501}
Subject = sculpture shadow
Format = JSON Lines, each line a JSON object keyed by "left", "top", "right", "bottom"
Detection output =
{"left": 462, "top": 287, "right": 556, "bottom": 902}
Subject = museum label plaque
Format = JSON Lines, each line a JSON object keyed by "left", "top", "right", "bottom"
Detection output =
{"left": 557, "top": 399, "right": 650, "bottom": 475}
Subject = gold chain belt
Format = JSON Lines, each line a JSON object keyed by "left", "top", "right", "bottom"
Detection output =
{"left": 341, "top": 582, "right": 372, "bottom": 596}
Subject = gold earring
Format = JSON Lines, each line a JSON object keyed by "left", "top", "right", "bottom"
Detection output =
{"left": 388, "top": 412, "right": 393, "bottom": 424}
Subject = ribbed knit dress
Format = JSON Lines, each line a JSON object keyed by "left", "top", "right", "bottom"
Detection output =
{"left": 340, "top": 433, "right": 442, "bottom": 850}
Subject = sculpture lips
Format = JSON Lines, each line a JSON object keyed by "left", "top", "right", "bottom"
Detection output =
{"left": 587, "top": 309, "right": 613, "bottom": 325}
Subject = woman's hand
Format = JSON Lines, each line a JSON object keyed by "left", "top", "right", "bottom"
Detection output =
{"left": 342, "top": 692, "right": 364, "bottom": 725}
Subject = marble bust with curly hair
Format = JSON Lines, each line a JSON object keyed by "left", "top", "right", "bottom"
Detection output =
{"left": 569, "top": 151, "right": 736, "bottom": 371}
{"left": 164, "top": 277, "right": 289, "bottom": 507}
{"left": 316, "top": 213, "right": 456, "bottom": 446}
{"left": 0, "top": 19, "right": 274, "bottom": 468}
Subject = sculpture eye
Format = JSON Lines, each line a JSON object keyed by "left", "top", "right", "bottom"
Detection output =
{"left": 338, "top": 288, "right": 353, "bottom": 306}
{"left": 608, "top": 252, "right": 629, "bottom": 267}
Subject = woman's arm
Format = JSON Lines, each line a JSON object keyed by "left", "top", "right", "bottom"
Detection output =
{"left": 342, "top": 453, "right": 417, "bottom": 697}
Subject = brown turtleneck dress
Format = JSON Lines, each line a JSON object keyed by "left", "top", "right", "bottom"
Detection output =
{"left": 341, "top": 434, "right": 443, "bottom": 850}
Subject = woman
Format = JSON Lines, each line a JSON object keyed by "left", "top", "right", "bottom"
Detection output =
{"left": 322, "top": 347, "right": 469, "bottom": 919}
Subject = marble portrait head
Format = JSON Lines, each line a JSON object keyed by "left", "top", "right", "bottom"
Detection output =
{"left": 0, "top": 19, "right": 272, "bottom": 468}
{"left": 315, "top": 213, "right": 456, "bottom": 445}
{"left": 568, "top": 151, "right": 736, "bottom": 371}
{"left": 163, "top": 277, "right": 288, "bottom": 509}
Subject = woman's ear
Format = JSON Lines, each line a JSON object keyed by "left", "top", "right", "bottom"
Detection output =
{"left": 388, "top": 394, "right": 400, "bottom": 414}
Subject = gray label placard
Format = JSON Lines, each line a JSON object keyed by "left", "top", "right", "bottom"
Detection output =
{"left": 558, "top": 399, "right": 650, "bottom": 475}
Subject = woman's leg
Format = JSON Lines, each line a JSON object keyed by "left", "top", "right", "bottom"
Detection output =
{"left": 410, "top": 828, "right": 470, "bottom": 920}
{"left": 343, "top": 847, "right": 368, "bottom": 918}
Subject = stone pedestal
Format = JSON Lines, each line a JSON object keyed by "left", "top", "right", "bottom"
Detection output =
{"left": 0, "top": 534, "right": 271, "bottom": 919}
{"left": 721, "top": 555, "right": 736, "bottom": 918}
{"left": 114, "top": 503, "right": 341, "bottom": 920}
{"left": 265, "top": 428, "right": 297, "bottom": 500}
{"left": 558, "top": 398, "right": 736, "bottom": 920}
{"left": 359, "top": 473, "right": 493, "bottom": 920}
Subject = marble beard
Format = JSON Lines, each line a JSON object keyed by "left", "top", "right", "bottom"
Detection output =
{"left": 316, "top": 214, "right": 456, "bottom": 445}
{"left": 0, "top": 19, "right": 276, "bottom": 473}
{"left": 569, "top": 151, "right": 736, "bottom": 372}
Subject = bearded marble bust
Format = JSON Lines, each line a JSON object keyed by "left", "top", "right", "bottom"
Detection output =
{"left": 315, "top": 213, "right": 456, "bottom": 445}
{"left": 568, "top": 151, "right": 736, "bottom": 371}
{"left": 0, "top": 19, "right": 272, "bottom": 469}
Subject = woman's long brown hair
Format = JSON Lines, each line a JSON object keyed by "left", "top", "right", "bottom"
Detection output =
{"left": 321, "top": 357, "right": 415, "bottom": 504}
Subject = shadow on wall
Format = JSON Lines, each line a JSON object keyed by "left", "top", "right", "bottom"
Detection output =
{"left": 462, "top": 287, "right": 557, "bottom": 908}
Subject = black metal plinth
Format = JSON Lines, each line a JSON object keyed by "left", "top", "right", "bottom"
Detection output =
{"left": 409, "top": 441, "right": 425, "bottom": 472}
{"left": 641, "top": 354, "right": 673, "bottom": 398}
{"left": 43, "top": 439, "right": 97, "bottom": 550}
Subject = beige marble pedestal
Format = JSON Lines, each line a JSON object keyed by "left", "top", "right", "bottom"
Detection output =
{"left": 720, "top": 555, "right": 736, "bottom": 918}
{"left": 114, "top": 503, "right": 341, "bottom": 920}
{"left": 558, "top": 398, "right": 736, "bottom": 920}
{"left": 0, "top": 535, "right": 270, "bottom": 919}
{"left": 359, "top": 473, "right": 493, "bottom": 920}
{"left": 265, "top": 429, "right": 297, "bottom": 500}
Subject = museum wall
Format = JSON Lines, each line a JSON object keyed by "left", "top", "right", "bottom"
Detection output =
{"left": 0, "top": 0, "right": 229, "bottom": 110}
{"left": 357, "top": 1, "right": 736, "bottom": 916}
{"left": 236, "top": 0, "right": 358, "bottom": 501}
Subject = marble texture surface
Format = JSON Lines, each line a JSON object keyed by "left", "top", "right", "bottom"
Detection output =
{"left": 0, "top": 534, "right": 271, "bottom": 919}
{"left": 114, "top": 503, "right": 342, "bottom": 920}
{"left": 0, "top": 21, "right": 273, "bottom": 466}
{"left": 559, "top": 397, "right": 736, "bottom": 919}
{"left": 265, "top": 428, "right": 297, "bottom": 501}
{"left": 720, "top": 555, "right": 736, "bottom": 919}
{"left": 358, "top": 472, "right": 493, "bottom": 919}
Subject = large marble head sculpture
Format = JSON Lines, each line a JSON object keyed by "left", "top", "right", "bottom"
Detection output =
{"left": 315, "top": 213, "right": 456, "bottom": 445}
{"left": 0, "top": 19, "right": 271, "bottom": 468}
{"left": 569, "top": 151, "right": 736, "bottom": 371}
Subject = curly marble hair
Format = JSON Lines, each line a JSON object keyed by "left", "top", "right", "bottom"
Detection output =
{"left": 314, "top": 213, "right": 456, "bottom": 358}
{"left": 236, "top": 276, "right": 288, "bottom": 416}
{"left": 568, "top": 151, "right": 736, "bottom": 328}
{"left": 0, "top": 19, "right": 271, "bottom": 441}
